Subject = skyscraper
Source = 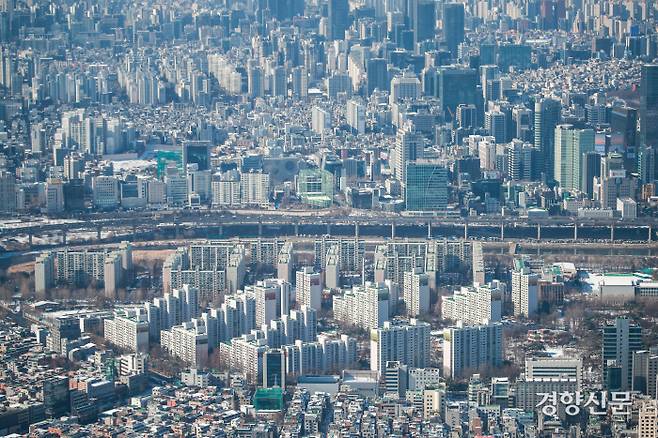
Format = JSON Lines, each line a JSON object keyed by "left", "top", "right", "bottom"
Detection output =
{"left": 507, "top": 140, "right": 534, "bottom": 181}
{"left": 328, "top": 0, "right": 349, "bottom": 40}
{"left": 595, "top": 153, "right": 636, "bottom": 209}
{"left": 438, "top": 66, "right": 479, "bottom": 122}
{"left": 393, "top": 122, "right": 423, "bottom": 184}
{"left": 631, "top": 349, "right": 658, "bottom": 398}
{"left": 534, "top": 97, "right": 561, "bottom": 181}
{"left": 443, "top": 3, "right": 464, "bottom": 58}
{"left": 367, "top": 58, "right": 388, "bottom": 95}
{"left": 182, "top": 141, "right": 211, "bottom": 171}
{"left": 404, "top": 161, "right": 448, "bottom": 212}
{"left": 553, "top": 124, "right": 595, "bottom": 191}
{"left": 610, "top": 105, "right": 637, "bottom": 171}
{"left": 272, "top": 65, "right": 287, "bottom": 97}
{"left": 263, "top": 348, "right": 286, "bottom": 388}
{"left": 640, "top": 64, "right": 658, "bottom": 149}
{"left": 413, "top": 0, "right": 436, "bottom": 44}
{"left": 581, "top": 151, "right": 601, "bottom": 199}
{"left": 602, "top": 317, "right": 643, "bottom": 391}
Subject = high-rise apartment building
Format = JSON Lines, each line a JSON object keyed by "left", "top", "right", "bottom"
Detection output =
{"left": 296, "top": 267, "right": 322, "bottom": 310}
{"left": 403, "top": 268, "right": 430, "bottom": 317}
{"left": 333, "top": 282, "right": 390, "bottom": 330}
{"left": 370, "top": 319, "right": 430, "bottom": 374}
{"left": 511, "top": 260, "right": 539, "bottom": 317}
{"left": 442, "top": 282, "right": 503, "bottom": 325}
{"left": 443, "top": 322, "right": 503, "bottom": 379}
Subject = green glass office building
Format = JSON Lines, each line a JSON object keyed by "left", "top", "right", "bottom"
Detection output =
{"left": 404, "top": 162, "right": 448, "bottom": 212}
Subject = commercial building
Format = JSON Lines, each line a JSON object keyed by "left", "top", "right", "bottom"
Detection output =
{"left": 602, "top": 317, "right": 643, "bottom": 391}
{"left": 404, "top": 161, "right": 449, "bottom": 212}
{"left": 554, "top": 124, "right": 595, "bottom": 191}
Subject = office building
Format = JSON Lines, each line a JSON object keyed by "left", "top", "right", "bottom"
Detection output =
{"left": 43, "top": 376, "right": 70, "bottom": 418}
{"left": 92, "top": 176, "right": 120, "bottom": 209}
{"left": 507, "top": 140, "right": 535, "bottom": 181}
{"left": 438, "top": 67, "right": 478, "bottom": 121}
{"left": 328, "top": 0, "right": 349, "bottom": 40}
{"left": 581, "top": 151, "right": 601, "bottom": 198}
{"left": 403, "top": 268, "right": 430, "bottom": 317}
{"left": 35, "top": 252, "right": 55, "bottom": 295}
{"left": 390, "top": 72, "right": 421, "bottom": 104}
{"left": 393, "top": 121, "right": 423, "bottom": 184}
{"left": 326, "top": 72, "right": 352, "bottom": 99}
{"left": 182, "top": 141, "right": 211, "bottom": 171}
{"left": 263, "top": 349, "right": 286, "bottom": 388}
{"left": 534, "top": 97, "right": 561, "bottom": 181}
{"left": 404, "top": 161, "right": 448, "bottom": 212}
{"left": 640, "top": 64, "right": 658, "bottom": 148}
{"left": 443, "top": 3, "right": 464, "bottom": 58}
{"left": 443, "top": 322, "right": 503, "bottom": 379}
{"left": 0, "top": 170, "right": 15, "bottom": 213}
{"left": 415, "top": 0, "right": 436, "bottom": 43}
{"left": 271, "top": 66, "right": 287, "bottom": 97}
{"left": 638, "top": 400, "right": 658, "bottom": 438}
{"left": 370, "top": 319, "right": 430, "bottom": 374}
{"left": 632, "top": 349, "right": 658, "bottom": 398}
{"left": 594, "top": 153, "right": 637, "bottom": 209}
{"left": 311, "top": 106, "right": 331, "bottom": 134}
{"left": 554, "top": 124, "right": 595, "bottom": 191}
{"left": 525, "top": 357, "right": 582, "bottom": 386}
{"left": 383, "top": 360, "right": 408, "bottom": 398}
{"left": 602, "top": 317, "right": 643, "bottom": 391}
{"left": 291, "top": 66, "right": 308, "bottom": 98}
{"left": 346, "top": 99, "right": 365, "bottom": 135}
{"left": 367, "top": 58, "right": 388, "bottom": 95}
{"left": 485, "top": 110, "right": 506, "bottom": 143}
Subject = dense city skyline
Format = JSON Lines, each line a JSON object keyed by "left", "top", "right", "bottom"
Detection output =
{"left": 1, "top": 0, "right": 658, "bottom": 437}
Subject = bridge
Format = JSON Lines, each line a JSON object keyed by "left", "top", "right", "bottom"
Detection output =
{"left": 2, "top": 210, "right": 658, "bottom": 248}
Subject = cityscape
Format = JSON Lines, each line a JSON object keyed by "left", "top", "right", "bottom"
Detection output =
{"left": 0, "top": 0, "right": 658, "bottom": 436}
